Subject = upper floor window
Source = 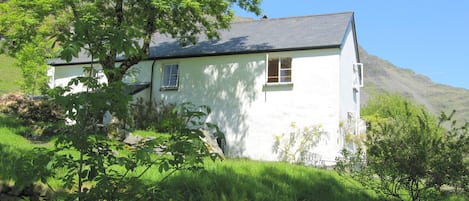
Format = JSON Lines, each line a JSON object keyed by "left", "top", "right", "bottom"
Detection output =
{"left": 268, "top": 57, "right": 292, "bottom": 83}
{"left": 161, "top": 64, "right": 179, "bottom": 90}
{"left": 352, "top": 63, "right": 364, "bottom": 90}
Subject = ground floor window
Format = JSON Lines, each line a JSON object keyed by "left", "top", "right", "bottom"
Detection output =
{"left": 161, "top": 64, "right": 179, "bottom": 89}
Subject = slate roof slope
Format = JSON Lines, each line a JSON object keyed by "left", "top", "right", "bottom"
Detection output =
{"left": 49, "top": 12, "right": 355, "bottom": 65}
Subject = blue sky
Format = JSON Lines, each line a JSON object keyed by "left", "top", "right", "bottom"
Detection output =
{"left": 234, "top": 0, "right": 469, "bottom": 90}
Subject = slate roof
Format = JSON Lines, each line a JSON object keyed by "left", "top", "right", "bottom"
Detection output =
{"left": 49, "top": 12, "right": 355, "bottom": 65}
{"left": 124, "top": 82, "right": 151, "bottom": 95}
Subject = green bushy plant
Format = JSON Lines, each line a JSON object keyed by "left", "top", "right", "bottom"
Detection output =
{"left": 14, "top": 35, "right": 52, "bottom": 96}
{"left": 432, "top": 111, "right": 469, "bottom": 193}
{"left": 0, "top": 93, "right": 64, "bottom": 138}
{"left": 129, "top": 98, "right": 178, "bottom": 132}
{"left": 0, "top": 93, "right": 63, "bottom": 124}
{"left": 362, "top": 94, "right": 469, "bottom": 201}
{"left": 334, "top": 147, "right": 366, "bottom": 175}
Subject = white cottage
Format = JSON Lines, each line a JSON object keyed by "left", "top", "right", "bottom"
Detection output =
{"left": 48, "top": 12, "right": 364, "bottom": 166}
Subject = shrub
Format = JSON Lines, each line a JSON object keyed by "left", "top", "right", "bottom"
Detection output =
{"left": 0, "top": 93, "right": 64, "bottom": 138}
{"left": 362, "top": 94, "right": 469, "bottom": 201}
{"left": 129, "top": 98, "right": 178, "bottom": 132}
{"left": 335, "top": 148, "right": 366, "bottom": 175}
{"left": 0, "top": 93, "right": 63, "bottom": 123}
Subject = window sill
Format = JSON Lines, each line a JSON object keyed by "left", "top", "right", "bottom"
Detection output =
{"left": 160, "top": 86, "right": 179, "bottom": 91}
{"left": 263, "top": 82, "right": 294, "bottom": 91}
{"left": 264, "top": 82, "right": 293, "bottom": 86}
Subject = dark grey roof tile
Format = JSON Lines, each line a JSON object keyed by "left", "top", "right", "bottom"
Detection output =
{"left": 49, "top": 12, "right": 354, "bottom": 65}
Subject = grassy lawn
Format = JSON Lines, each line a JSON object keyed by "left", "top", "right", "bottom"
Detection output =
{"left": 160, "top": 159, "right": 382, "bottom": 201}
{"left": 0, "top": 114, "right": 381, "bottom": 200}
{"left": 0, "top": 54, "right": 21, "bottom": 95}
{"left": 0, "top": 114, "right": 466, "bottom": 201}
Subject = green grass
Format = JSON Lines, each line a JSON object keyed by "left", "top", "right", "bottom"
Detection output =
{"left": 133, "top": 129, "right": 169, "bottom": 138}
{"left": 1, "top": 115, "right": 467, "bottom": 200}
{"left": 158, "top": 159, "right": 382, "bottom": 201}
{"left": 0, "top": 54, "right": 21, "bottom": 95}
{"left": 0, "top": 116, "right": 380, "bottom": 200}
{"left": 0, "top": 114, "right": 55, "bottom": 188}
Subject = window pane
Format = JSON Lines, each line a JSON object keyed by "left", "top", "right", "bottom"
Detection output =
{"left": 280, "top": 57, "right": 292, "bottom": 69}
{"left": 163, "top": 66, "right": 170, "bottom": 86}
{"left": 280, "top": 57, "right": 292, "bottom": 82}
{"left": 280, "top": 69, "right": 291, "bottom": 82}
{"left": 163, "top": 64, "right": 179, "bottom": 87}
{"left": 268, "top": 58, "right": 279, "bottom": 83}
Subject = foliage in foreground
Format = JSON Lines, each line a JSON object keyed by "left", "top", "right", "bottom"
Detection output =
{"left": 0, "top": 0, "right": 261, "bottom": 85}
{"left": 45, "top": 75, "right": 223, "bottom": 200}
{"left": 349, "top": 94, "right": 469, "bottom": 201}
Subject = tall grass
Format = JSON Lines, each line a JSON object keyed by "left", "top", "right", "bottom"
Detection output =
{"left": 157, "top": 159, "right": 381, "bottom": 201}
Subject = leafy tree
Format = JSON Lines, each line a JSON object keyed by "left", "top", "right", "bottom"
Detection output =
{"left": 432, "top": 111, "right": 469, "bottom": 193}
{"left": 0, "top": 0, "right": 261, "bottom": 83}
{"left": 1, "top": 1, "right": 253, "bottom": 199}
{"left": 47, "top": 77, "right": 223, "bottom": 200}
{"left": 362, "top": 94, "right": 469, "bottom": 201}
{"left": 0, "top": 0, "right": 58, "bottom": 95}
{"left": 15, "top": 35, "right": 53, "bottom": 95}
{"left": 0, "top": 0, "right": 59, "bottom": 55}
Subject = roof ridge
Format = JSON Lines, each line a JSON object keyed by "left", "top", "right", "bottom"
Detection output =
{"left": 50, "top": 11, "right": 356, "bottom": 65}
{"left": 230, "top": 11, "right": 354, "bottom": 24}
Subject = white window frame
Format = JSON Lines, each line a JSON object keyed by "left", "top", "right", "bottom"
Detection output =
{"left": 266, "top": 55, "right": 292, "bottom": 84}
{"left": 161, "top": 63, "right": 179, "bottom": 90}
{"left": 353, "top": 63, "right": 364, "bottom": 90}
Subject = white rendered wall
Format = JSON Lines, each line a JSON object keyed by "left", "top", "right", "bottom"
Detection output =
{"left": 152, "top": 49, "right": 343, "bottom": 164}
{"left": 339, "top": 22, "right": 363, "bottom": 152}
{"left": 52, "top": 64, "right": 107, "bottom": 93}
{"left": 50, "top": 47, "right": 356, "bottom": 165}
{"left": 122, "top": 61, "right": 153, "bottom": 84}
{"left": 50, "top": 61, "right": 151, "bottom": 99}
{"left": 339, "top": 24, "right": 361, "bottom": 121}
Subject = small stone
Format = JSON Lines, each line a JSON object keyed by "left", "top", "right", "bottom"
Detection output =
{"left": 123, "top": 132, "right": 143, "bottom": 146}
{"left": 201, "top": 130, "right": 225, "bottom": 159}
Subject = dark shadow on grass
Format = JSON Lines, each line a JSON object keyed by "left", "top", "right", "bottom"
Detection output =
{"left": 0, "top": 114, "right": 30, "bottom": 133}
{"left": 0, "top": 144, "right": 52, "bottom": 187}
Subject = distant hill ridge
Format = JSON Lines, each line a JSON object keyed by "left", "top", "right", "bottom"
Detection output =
{"left": 359, "top": 47, "right": 469, "bottom": 123}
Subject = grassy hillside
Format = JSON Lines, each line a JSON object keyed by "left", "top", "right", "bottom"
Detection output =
{"left": 360, "top": 47, "right": 469, "bottom": 123}
{"left": 162, "top": 160, "right": 381, "bottom": 201}
{"left": 0, "top": 54, "right": 21, "bottom": 95}
{"left": 0, "top": 114, "right": 381, "bottom": 201}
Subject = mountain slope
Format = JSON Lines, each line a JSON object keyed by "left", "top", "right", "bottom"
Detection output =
{"left": 360, "top": 47, "right": 469, "bottom": 123}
